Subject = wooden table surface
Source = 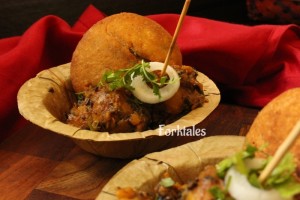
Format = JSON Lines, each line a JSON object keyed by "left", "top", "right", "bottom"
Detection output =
{"left": 0, "top": 103, "right": 259, "bottom": 200}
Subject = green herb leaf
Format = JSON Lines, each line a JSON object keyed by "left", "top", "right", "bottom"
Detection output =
{"left": 75, "top": 92, "right": 85, "bottom": 102}
{"left": 234, "top": 152, "right": 249, "bottom": 175}
{"left": 160, "top": 76, "right": 168, "bottom": 85}
{"left": 216, "top": 144, "right": 258, "bottom": 178}
{"left": 216, "top": 158, "right": 235, "bottom": 178}
{"left": 248, "top": 172, "right": 262, "bottom": 188}
{"left": 216, "top": 144, "right": 300, "bottom": 199}
{"left": 265, "top": 153, "right": 296, "bottom": 187}
{"left": 100, "top": 60, "right": 178, "bottom": 98}
{"left": 152, "top": 83, "right": 161, "bottom": 98}
{"left": 274, "top": 178, "right": 300, "bottom": 198}
{"left": 159, "top": 177, "right": 175, "bottom": 188}
{"left": 209, "top": 186, "right": 233, "bottom": 200}
{"left": 210, "top": 186, "right": 226, "bottom": 200}
{"left": 244, "top": 145, "right": 258, "bottom": 158}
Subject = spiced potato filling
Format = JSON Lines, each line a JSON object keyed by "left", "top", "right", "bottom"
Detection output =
{"left": 67, "top": 65, "right": 205, "bottom": 133}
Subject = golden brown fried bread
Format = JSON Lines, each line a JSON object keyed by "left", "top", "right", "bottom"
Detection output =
{"left": 246, "top": 88, "right": 300, "bottom": 169}
{"left": 71, "top": 12, "right": 182, "bottom": 92}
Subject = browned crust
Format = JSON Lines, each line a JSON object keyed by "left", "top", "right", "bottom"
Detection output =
{"left": 246, "top": 88, "right": 300, "bottom": 168}
{"left": 71, "top": 12, "right": 182, "bottom": 92}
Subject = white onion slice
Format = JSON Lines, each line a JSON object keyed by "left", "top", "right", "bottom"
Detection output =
{"left": 130, "top": 62, "right": 180, "bottom": 104}
{"left": 225, "top": 167, "right": 288, "bottom": 200}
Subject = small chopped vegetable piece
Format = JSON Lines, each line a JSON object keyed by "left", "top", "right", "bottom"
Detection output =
{"left": 159, "top": 177, "right": 175, "bottom": 188}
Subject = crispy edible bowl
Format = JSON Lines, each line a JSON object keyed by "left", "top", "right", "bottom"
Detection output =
{"left": 17, "top": 63, "right": 220, "bottom": 159}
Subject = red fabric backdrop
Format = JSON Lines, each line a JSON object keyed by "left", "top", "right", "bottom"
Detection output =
{"left": 1, "top": 5, "right": 300, "bottom": 141}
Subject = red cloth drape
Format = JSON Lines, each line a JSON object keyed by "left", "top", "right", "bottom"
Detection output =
{"left": 150, "top": 14, "right": 300, "bottom": 106}
{"left": 1, "top": 5, "right": 300, "bottom": 141}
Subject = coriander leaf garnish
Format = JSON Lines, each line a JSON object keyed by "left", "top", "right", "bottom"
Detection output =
{"left": 209, "top": 186, "right": 234, "bottom": 200}
{"left": 159, "top": 177, "right": 175, "bottom": 188}
{"left": 100, "top": 60, "right": 178, "bottom": 98}
{"left": 216, "top": 144, "right": 257, "bottom": 178}
{"left": 216, "top": 144, "right": 300, "bottom": 199}
{"left": 75, "top": 92, "right": 85, "bottom": 103}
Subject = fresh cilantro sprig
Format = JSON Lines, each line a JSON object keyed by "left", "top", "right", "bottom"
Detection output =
{"left": 159, "top": 177, "right": 175, "bottom": 188}
{"left": 209, "top": 186, "right": 234, "bottom": 200}
{"left": 215, "top": 144, "right": 300, "bottom": 199}
{"left": 216, "top": 145, "right": 258, "bottom": 178}
{"left": 100, "top": 60, "right": 176, "bottom": 97}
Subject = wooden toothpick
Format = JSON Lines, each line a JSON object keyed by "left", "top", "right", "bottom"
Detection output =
{"left": 259, "top": 120, "right": 300, "bottom": 183}
{"left": 161, "top": 0, "right": 191, "bottom": 76}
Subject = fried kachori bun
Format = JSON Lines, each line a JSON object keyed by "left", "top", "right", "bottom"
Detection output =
{"left": 71, "top": 12, "right": 182, "bottom": 92}
{"left": 246, "top": 88, "right": 300, "bottom": 171}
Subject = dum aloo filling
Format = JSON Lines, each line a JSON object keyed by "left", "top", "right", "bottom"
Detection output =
{"left": 67, "top": 61, "right": 206, "bottom": 133}
{"left": 116, "top": 145, "right": 300, "bottom": 200}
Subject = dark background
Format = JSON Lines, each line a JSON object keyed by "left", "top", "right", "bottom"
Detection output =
{"left": 0, "top": 0, "right": 253, "bottom": 38}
